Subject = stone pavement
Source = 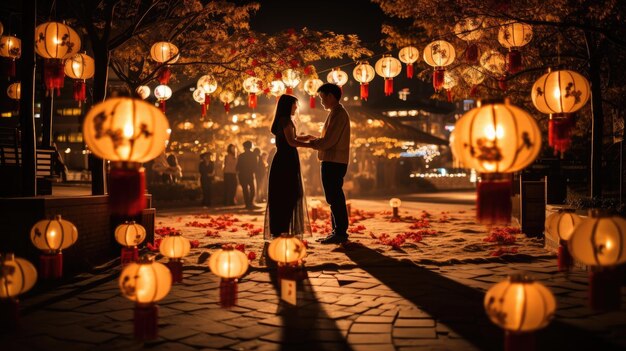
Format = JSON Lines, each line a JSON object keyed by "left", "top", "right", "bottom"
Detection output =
{"left": 2, "top": 247, "right": 626, "bottom": 351}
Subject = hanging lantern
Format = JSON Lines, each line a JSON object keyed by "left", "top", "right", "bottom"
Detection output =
{"left": 7, "top": 82, "right": 20, "bottom": 100}
{"left": 150, "top": 42, "right": 179, "bottom": 85}
{"left": 461, "top": 66, "right": 485, "bottom": 96}
{"left": 159, "top": 234, "right": 191, "bottom": 284}
{"left": 193, "top": 87, "right": 206, "bottom": 117}
{"left": 281, "top": 69, "right": 301, "bottom": 94}
{"left": 454, "top": 17, "right": 484, "bottom": 63}
{"left": 484, "top": 275, "right": 556, "bottom": 351}
{"left": 568, "top": 211, "right": 626, "bottom": 310}
{"left": 498, "top": 22, "right": 533, "bottom": 74}
{"left": 154, "top": 84, "right": 172, "bottom": 113}
{"left": 268, "top": 234, "right": 307, "bottom": 282}
{"left": 450, "top": 99, "right": 541, "bottom": 225}
{"left": 375, "top": 55, "right": 402, "bottom": 96}
{"left": 480, "top": 50, "right": 508, "bottom": 90}
{"left": 208, "top": 246, "right": 249, "bottom": 308}
{"left": 136, "top": 85, "right": 150, "bottom": 100}
{"left": 303, "top": 78, "right": 323, "bottom": 108}
{"left": 30, "top": 215, "right": 78, "bottom": 279}
{"left": 545, "top": 209, "right": 581, "bottom": 271}
{"left": 243, "top": 76, "right": 262, "bottom": 109}
{"left": 423, "top": 40, "right": 456, "bottom": 91}
{"left": 531, "top": 69, "right": 590, "bottom": 154}
{"left": 389, "top": 198, "right": 401, "bottom": 218}
{"left": 35, "top": 22, "right": 81, "bottom": 96}
{"left": 352, "top": 62, "right": 375, "bottom": 101}
{"left": 442, "top": 71, "right": 458, "bottom": 102}
{"left": 115, "top": 221, "right": 147, "bottom": 266}
{"left": 83, "top": 97, "right": 170, "bottom": 216}
{"left": 398, "top": 46, "right": 419, "bottom": 78}
{"left": 219, "top": 90, "right": 235, "bottom": 113}
{"left": 197, "top": 74, "right": 218, "bottom": 112}
{"left": 0, "top": 35, "right": 21, "bottom": 78}
{"left": 326, "top": 68, "right": 348, "bottom": 88}
{"left": 64, "top": 53, "right": 95, "bottom": 106}
{"left": 120, "top": 256, "right": 171, "bottom": 340}
{"left": 0, "top": 253, "right": 37, "bottom": 331}
{"left": 269, "top": 80, "right": 286, "bottom": 97}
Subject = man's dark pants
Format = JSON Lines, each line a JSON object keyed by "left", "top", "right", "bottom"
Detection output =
{"left": 321, "top": 161, "right": 348, "bottom": 237}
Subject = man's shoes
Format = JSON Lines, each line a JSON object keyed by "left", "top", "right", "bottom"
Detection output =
{"left": 320, "top": 234, "right": 348, "bottom": 245}
{"left": 316, "top": 232, "right": 335, "bottom": 242}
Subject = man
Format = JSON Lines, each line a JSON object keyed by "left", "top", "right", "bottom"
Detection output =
{"left": 236, "top": 140, "right": 259, "bottom": 210}
{"left": 310, "top": 83, "right": 351, "bottom": 244}
{"left": 199, "top": 152, "right": 215, "bottom": 207}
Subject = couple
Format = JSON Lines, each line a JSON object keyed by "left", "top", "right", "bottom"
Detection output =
{"left": 263, "top": 83, "right": 350, "bottom": 245}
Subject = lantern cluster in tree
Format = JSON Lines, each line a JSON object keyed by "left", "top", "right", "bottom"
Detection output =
{"left": 398, "top": 46, "right": 419, "bottom": 78}
{"left": 303, "top": 78, "right": 323, "bottom": 108}
{"left": 423, "top": 40, "right": 456, "bottom": 91}
{"left": 326, "top": 67, "right": 348, "bottom": 88}
{"left": 281, "top": 69, "right": 301, "bottom": 94}
{"left": 150, "top": 42, "right": 179, "bottom": 84}
{"left": 0, "top": 35, "right": 21, "bottom": 77}
{"left": 159, "top": 234, "right": 191, "bottom": 283}
{"left": 30, "top": 215, "right": 78, "bottom": 279}
{"left": 64, "top": 53, "right": 94, "bottom": 106}
{"left": 0, "top": 253, "right": 37, "bottom": 330}
{"left": 115, "top": 221, "right": 147, "bottom": 266}
{"left": 375, "top": 55, "right": 402, "bottom": 96}
{"left": 352, "top": 61, "right": 375, "bottom": 101}
{"left": 154, "top": 85, "right": 172, "bottom": 113}
{"left": 454, "top": 17, "right": 483, "bottom": 63}
{"left": 498, "top": 22, "right": 533, "bottom": 74}
{"left": 35, "top": 22, "right": 81, "bottom": 95}
{"left": 219, "top": 90, "right": 235, "bottom": 113}
{"left": 197, "top": 74, "right": 218, "bottom": 111}
{"left": 208, "top": 246, "right": 249, "bottom": 308}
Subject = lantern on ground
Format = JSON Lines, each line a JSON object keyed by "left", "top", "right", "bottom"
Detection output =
{"left": 0, "top": 35, "right": 21, "bottom": 78}
{"left": 531, "top": 69, "right": 590, "bottom": 154}
{"left": 197, "top": 74, "right": 218, "bottom": 111}
{"left": 268, "top": 234, "right": 307, "bottom": 282}
{"left": 193, "top": 87, "right": 206, "bottom": 117}
{"left": 454, "top": 17, "right": 483, "bottom": 63}
{"left": 30, "top": 215, "right": 78, "bottom": 279}
{"left": 35, "top": 22, "right": 81, "bottom": 96}
{"left": 243, "top": 76, "right": 262, "bottom": 109}
{"left": 120, "top": 256, "right": 171, "bottom": 340}
{"left": 442, "top": 71, "right": 458, "bottom": 102}
{"left": 568, "top": 211, "right": 626, "bottom": 310}
{"left": 423, "top": 40, "right": 456, "bottom": 91}
{"left": 375, "top": 55, "right": 402, "bottom": 96}
{"left": 485, "top": 275, "right": 556, "bottom": 351}
{"left": 159, "top": 234, "right": 191, "bottom": 283}
{"left": 208, "top": 246, "right": 249, "bottom": 308}
{"left": 480, "top": 50, "right": 508, "bottom": 90}
{"left": 115, "top": 221, "right": 147, "bottom": 266}
{"left": 83, "top": 97, "right": 170, "bottom": 216}
{"left": 450, "top": 99, "right": 541, "bottom": 225}
{"left": 389, "top": 198, "right": 401, "bottom": 219}
{"left": 498, "top": 22, "right": 532, "bottom": 74}
{"left": 269, "top": 80, "right": 286, "bottom": 98}
{"left": 150, "top": 42, "right": 179, "bottom": 84}
{"left": 154, "top": 84, "right": 172, "bottom": 113}
{"left": 0, "top": 253, "right": 37, "bottom": 330}
{"left": 309, "top": 198, "right": 322, "bottom": 221}
{"left": 398, "top": 46, "right": 419, "bottom": 78}
{"left": 326, "top": 68, "right": 348, "bottom": 88}
{"left": 64, "top": 53, "right": 95, "bottom": 106}
{"left": 135, "top": 85, "right": 150, "bottom": 100}
{"left": 219, "top": 90, "right": 235, "bottom": 113}
{"left": 544, "top": 209, "right": 581, "bottom": 272}
{"left": 281, "top": 69, "right": 301, "bottom": 94}
{"left": 461, "top": 66, "right": 485, "bottom": 97}
{"left": 303, "top": 78, "right": 323, "bottom": 108}
{"left": 352, "top": 61, "right": 375, "bottom": 101}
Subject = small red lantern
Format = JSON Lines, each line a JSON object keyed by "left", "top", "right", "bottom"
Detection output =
{"left": 115, "top": 221, "right": 147, "bottom": 266}
{"left": 375, "top": 55, "right": 402, "bottom": 96}
{"left": 30, "top": 215, "right": 78, "bottom": 279}
{"left": 219, "top": 90, "right": 235, "bottom": 113}
{"left": 303, "top": 78, "right": 323, "bottom": 108}
{"left": 423, "top": 40, "right": 456, "bottom": 91}
{"left": 64, "top": 53, "right": 95, "bottom": 106}
{"left": 197, "top": 74, "right": 218, "bottom": 111}
{"left": 0, "top": 35, "right": 21, "bottom": 78}
{"left": 208, "top": 246, "right": 249, "bottom": 308}
{"left": 352, "top": 61, "right": 375, "bottom": 100}
{"left": 398, "top": 46, "right": 419, "bottom": 78}
{"left": 159, "top": 234, "right": 191, "bottom": 283}
{"left": 243, "top": 76, "right": 262, "bottom": 109}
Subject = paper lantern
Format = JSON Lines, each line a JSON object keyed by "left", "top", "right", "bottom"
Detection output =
{"left": 352, "top": 62, "right": 375, "bottom": 101}
{"left": 442, "top": 71, "right": 458, "bottom": 102}
{"left": 455, "top": 17, "right": 483, "bottom": 63}
{"left": 375, "top": 55, "right": 402, "bottom": 96}
{"left": 197, "top": 74, "right": 218, "bottom": 111}
{"left": 136, "top": 85, "right": 150, "bottom": 100}
{"left": 398, "top": 46, "right": 419, "bottom": 78}
{"left": 35, "top": 22, "right": 81, "bottom": 96}
{"left": 30, "top": 215, "right": 78, "bottom": 279}
{"left": 64, "top": 53, "right": 95, "bottom": 106}
{"left": 115, "top": 221, "right": 147, "bottom": 266}
{"left": 309, "top": 198, "right": 322, "bottom": 221}
{"left": 423, "top": 40, "right": 456, "bottom": 91}
{"left": 154, "top": 84, "right": 171, "bottom": 113}
{"left": 208, "top": 246, "right": 249, "bottom": 308}
{"left": 326, "top": 68, "right": 348, "bottom": 87}
{"left": 159, "top": 234, "right": 191, "bottom": 284}
{"left": 0, "top": 253, "right": 37, "bottom": 330}
{"left": 83, "top": 97, "right": 170, "bottom": 216}
{"left": 219, "top": 90, "right": 235, "bottom": 113}
{"left": 193, "top": 87, "right": 206, "bottom": 116}
{"left": 269, "top": 80, "right": 286, "bottom": 97}
{"left": 450, "top": 99, "right": 541, "bottom": 225}
{"left": 485, "top": 275, "right": 556, "bottom": 351}
{"left": 281, "top": 69, "right": 301, "bottom": 94}
{"left": 268, "top": 234, "right": 307, "bottom": 283}
{"left": 545, "top": 209, "right": 581, "bottom": 271}
{"left": 243, "top": 76, "right": 262, "bottom": 108}
{"left": 0, "top": 35, "right": 21, "bottom": 78}
{"left": 150, "top": 42, "right": 178, "bottom": 85}
{"left": 498, "top": 22, "right": 532, "bottom": 74}
{"left": 461, "top": 66, "right": 485, "bottom": 96}
{"left": 120, "top": 257, "right": 171, "bottom": 340}
{"left": 480, "top": 50, "right": 507, "bottom": 76}
{"left": 531, "top": 69, "right": 590, "bottom": 154}
{"left": 303, "top": 78, "right": 323, "bottom": 108}
{"left": 389, "top": 198, "right": 401, "bottom": 218}
{"left": 7, "top": 82, "right": 20, "bottom": 100}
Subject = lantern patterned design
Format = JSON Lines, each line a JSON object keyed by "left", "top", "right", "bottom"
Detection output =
{"left": 389, "top": 198, "right": 401, "bottom": 218}
{"left": 450, "top": 99, "right": 541, "bottom": 225}
{"left": 398, "top": 46, "right": 419, "bottom": 78}
{"left": 268, "top": 234, "right": 307, "bottom": 282}
{"left": 480, "top": 50, "right": 508, "bottom": 90}
{"left": 498, "top": 22, "right": 533, "bottom": 74}
{"left": 442, "top": 71, "right": 458, "bottom": 102}
{"left": 154, "top": 84, "right": 172, "bottom": 113}
{"left": 219, "top": 90, "right": 235, "bottom": 113}
{"left": 531, "top": 69, "right": 590, "bottom": 154}
{"left": 303, "top": 78, "right": 323, "bottom": 108}
{"left": 7, "top": 82, "right": 20, "bottom": 100}
{"left": 159, "top": 234, "right": 191, "bottom": 283}
{"left": 269, "top": 80, "right": 286, "bottom": 97}
{"left": 352, "top": 62, "right": 375, "bottom": 101}
{"left": 0, "top": 253, "right": 37, "bottom": 330}
{"left": 197, "top": 74, "right": 218, "bottom": 111}
{"left": 208, "top": 246, "right": 249, "bottom": 308}
{"left": 150, "top": 42, "right": 179, "bottom": 84}
{"left": 281, "top": 69, "right": 301, "bottom": 94}
{"left": 568, "top": 211, "right": 626, "bottom": 310}
{"left": 30, "top": 215, "right": 78, "bottom": 279}
{"left": 423, "top": 40, "right": 456, "bottom": 91}
{"left": 484, "top": 275, "right": 556, "bottom": 351}
{"left": 136, "top": 85, "right": 150, "bottom": 100}
{"left": 35, "top": 22, "right": 81, "bottom": 96}
{"left": 544, "top": 209, "right": 581, "bottom": 272}
{"left": 0, "top": 35, "right": 21, "bottom": 78}
{"left": 454, "top": 17, "right": 483, "bottom": 63}
{"left": 243, "top": 76, "right": 262, "bottom": 109}
{"left": 375, "top": 55, "right": 402, "bottom": 96}
{"left": 83, "top": 97, "right": 170, "bottom": 216}
{"left": 461, "top": 66, "right": 485, "bottom": 96}
{"left": 64, "top": 53, "right": 95, "bottom": 106}
{"left": 115, "top": 221, "right": 147, "bottom": 266}
{"left": 193, "top": 87, "right": 206, "bottom": 116}
{"left": 120, "top": 257, "right": 171, "bottom": 340}
{"left": 326, "top": 68, "right": 348, "bottom": 87}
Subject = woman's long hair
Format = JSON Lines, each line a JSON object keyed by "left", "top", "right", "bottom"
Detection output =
{"left": 270, "top": 94, "right": 298, "bottom": 135}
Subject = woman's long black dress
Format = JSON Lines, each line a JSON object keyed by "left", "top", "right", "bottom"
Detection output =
{"left": 264, "top": 119, "right": 311, "bottom": 240}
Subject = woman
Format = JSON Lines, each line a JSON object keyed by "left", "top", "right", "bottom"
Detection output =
{"left": 264, "top": 95, "right": 314, "bottom": 242}
{"left": 223, "top": 144, "right": 238, "bottom": 205}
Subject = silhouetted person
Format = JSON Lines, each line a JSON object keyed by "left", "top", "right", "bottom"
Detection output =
{"left": 199, "top": 152, "right": 215, "bottom": 207}
{"left": 223, "top": 144, "right": 238, "bottom": 205}
{"left": 255, "top": 149, "right": 268, "bottom": 201}
{"left": 237, "top": 141, "right": 258, "bottom": 209}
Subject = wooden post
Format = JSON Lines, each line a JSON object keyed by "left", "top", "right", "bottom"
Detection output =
{"left": 19, "top": 0, "right": 37, "bottom": 196}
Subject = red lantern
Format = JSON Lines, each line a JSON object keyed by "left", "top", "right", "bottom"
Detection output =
{"left": 455, "top": 17, "right": 484, "bottom": 64}
{"left": 35, "top": 22, "right": 82, "bottom": 96}
{"left": 243, "top": 76, "right": 262, "bottom": 109}
{"left": 30, "top": 215, "right": 78, "bottom": 279}
{"left": 209, "top": 246, "right": 249, "bottom": 308}
{"left": 0, "top": 35, "right": 21, "bottom": 78}
{"left": 352, "top": 62, "right": 375, "bottom": 100}
{"left": 375, "top": 55, "right": 402, "bottom": 96}
{"left": 398, "top": 46, "right": 419, "bottom": 78}
{"left": 303, "top": 78, "right": 323, "bottom": 108}
{"left": 423, "top": 41, "right": 456, "bottom": 91}
{"left": 64, "top": 53, "right": 95, "bottom": 106}
{"left": 498, "top": 22, "right": 533, "bottom": 74}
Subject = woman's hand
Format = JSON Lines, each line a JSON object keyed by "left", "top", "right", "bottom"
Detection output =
{"left": 296, "top": 134, "right": 317, "bottom": 142}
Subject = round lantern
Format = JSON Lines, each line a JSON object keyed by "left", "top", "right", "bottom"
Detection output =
{"left": 197, "top": 74, "right": 218, "bottom": 110}
{"left": 389, "top": 198, "right": 401, "bottom": 218}
{"left": 268, "top": 234, "right": 307, "bottom": 265}
{"left": 451, "top": 99, "right": 541, "bottom": 225}
{"left": 545, "top": 209, "right": 581, "bottom": 272}
{"left": 375, "top": 55, "right": 402, "bottom": 96}
{"left": 309, "top": 198, "right": 322, "bottom": 221}
{"left": 35, "top": 22, "right": 81, "bottom": 96}
{"left": 83, "top": 97, "right": 170, "bottom": 216}
{"left": 193, "top": 87, "right": 206, "bottom": 116}
{"left": 0, "top": 35, "right": 21, "bottom": 78}
{"left": 480, "top": 50, "right": 508, "bottom": 90}
{"left": 115, "top": 221, "right": 147, "bottom": 266}
{"left": 30, "top": 215, "right": 78, "bottom": 279}
{"left": 531, "top": 69, "right": 590, "bottom": 154}
{"left": 498, "top": 22, "right": 533, "bottom": 74}
{"left": 352, "top": 62, "right": 375, "bottom": 101}
{"left": 303, "top": 78, "right": 323, "bottom": 108}
{"left": 484, "top": 275, "right": 556, "bottom": 351}
{"left": 269, "top": 80, "right": 286, "bottom": 97}
{"left": 64, "top": 53, "right": 95, "bottom": 106}
{"left": 154, "top": 84, "right": 172, "bottom": 113}
{"left": 150, "top": 42, "right": 178, "bottom": 85}
{"left": 461, "top": 66, "right": 485, "bottom": 96}
{"left": 159, "top": 234, "right": 191, "bottom": 284}
{"left": 136, "top": 85, "right": 151, "bottom": 100}
{"left": 454, "top": 17, "right": 483, "bottom": 63}
{"left": 326, "top": 68, "right": 348, "bottom": 87}
{"left": 7, "top": 82, "right": 20, "bottom": 100}
{"left": 398, "top": 46, "right": 419, "bottom": 78}
{"left": 219, "top": 90, "right": 235, "bottom": 113}
{"left": 423, "top": 40, "right": 456, "bottom": 91}
{"left": 0, "top": 253, "right": 37, "bottom": 330}
{"left": 119, "top": 256, "right": 172, "bottom": 340}
{"left": 281, "top": 69, "right": 301, "bottom": 94}
{"left": 209, "top": 246, "right": 249, "bottom": 308}
{"left": 442, "top": 71, "right": 458, "bottom": 102}
{"left": 243, "top": 76, "right": 262, "bottom": 108}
